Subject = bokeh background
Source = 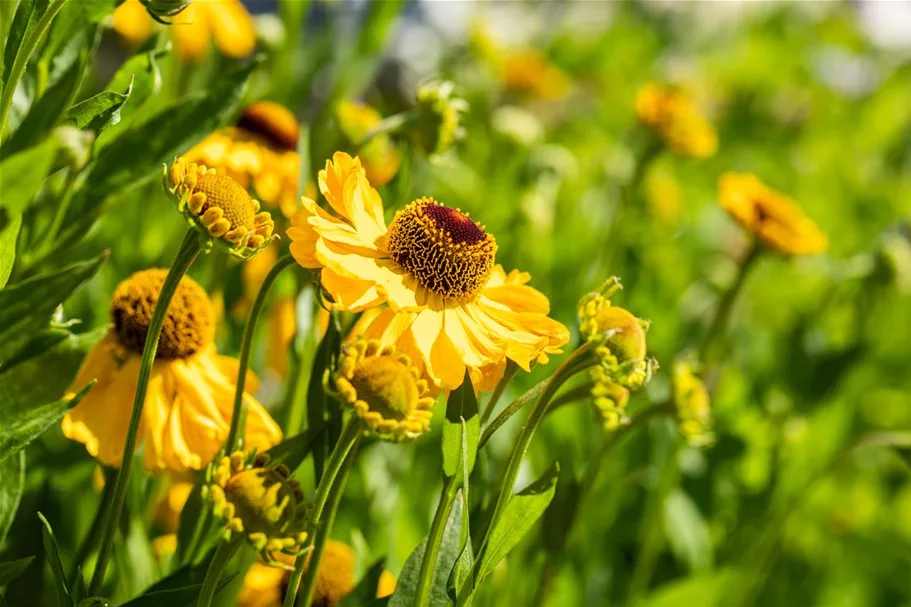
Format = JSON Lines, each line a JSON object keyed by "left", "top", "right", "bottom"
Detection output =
{"left": 3, "top": 1, "right": 910, "bottom": 606}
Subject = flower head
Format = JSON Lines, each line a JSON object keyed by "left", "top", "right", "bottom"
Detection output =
{"left": 287, "top": 152, "right": 569, "bottom": 391}
{"left": 184, "top": 102, "right": 302, "bottom": 219}
{"left": 578, "top": 278, "right": 657, "bottom": 403}
{"left": 719, "top": 172, "right": 828, "bottom": 255}
{"left": 413, "top": 80, "right": 468, "bottom": 156}
{"left": 336, "top": 100, "right": 401, "bottom": 186}
{"left": 636, "top": 82, "right": 717, "bottom": 158}
{"left": 166, "top": 158, "right": 277, "bottom": 259}
{"left": 502, "top": 50, "right": 572, "bottom": 100}
{"left": 62, "top": 270, "right": 282, "bottom": 472}
{"left": 204, "top": 451, "right": 308, "bottom": 567}
{"left": 334, "top": 339, "right": 435, "bottom": 442}
{"left": 673, "top": 360, "right": 714, "bottom": 447}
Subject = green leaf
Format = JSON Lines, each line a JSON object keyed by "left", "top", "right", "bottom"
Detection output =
{"left": 639, "top": 569, "right": 740, "bottom": 607}
{"left": 307, "top": 317, "right": 340, "bottom": 481}
{"left": 338, "top": 558, "right": 387, "bottom": 607}
{"left": 0, "top": 380, "right": 93, "bottom": 463}
{"left": 38, "top": 512, "right": 74, "bottom": 607}
{"left": 442, "top": 370, "right": 479, "bottom": 479}
{"left": 61, "top": 59, "right": 260, "bottom": 243}
{"left": 118, "top": 577, "right": 238, "bottom": 607}
{"left": 0, "top": 452, "right": 25, "bottom": 545}
{"left": 2, "top": 24, "right": 101, "bottom": 156}
{"left": 447, "top": 419, "right": 474, "bottom": 602}
{"left": 389, "top": 495, "right": 462, "bottom": 607}
{"left": 0, "top": 557, "right": 34, "bottom": 586}
{"left": 1, "top": 0, "right": 52, "bottom": 96}
{"left": 139, "top": 548, "right": 237, "bottom": 600}
{"left": 476, "top": 462, "right": 560, "bottom": 585}
{"left": 0, "top": 252, "right": 106, "bottom": 360}
{"left": 95, "top": 44, "right": 168, "bottom": 149}
{"left": 175, "top": 481, "right": 217, "bottom": 566}
{"left": 62, "top": 75, "right": 133, "bottom": 132}
{"left": 662, "top": 489, "right": 713, "bottom": 573}
{"left": 0, "top": 213, "right": 22, "bottom": 289}
{"left": 0, "top": 136, "right": 58, "bottom": 216}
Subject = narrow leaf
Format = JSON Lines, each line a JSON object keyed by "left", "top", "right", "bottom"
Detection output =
{"left": 262, "top": 425, "right": 325, "bottom": 473}
{"left": 662, "top": 489, "right": 713, "bottom": 573}
{"left": 0, "top": 252, "right": 106, "bottom": 360}
{"left": 338, "top": 558, "right": 387, "bottom": 607}
{"left": 476, "top": 462, "right": 560, "bottom": 584}
{"left": 0, "top": 556, "right": 35, "bottom": 586}
{"left": 62, "top": 75, "right": 133, "bottom": 132}
{"left": 389, "top": 497, "right": 463, "bottom": 607}
{"left": 0, "top": 452, "right": 25, "bottom": 545}
{"left": 38, "top": 512, "right": 73, "bottom": 607}
{"left": 119, "top": 576, "right": 238, "bottom": 607}
{"left": 0, "top": 380, "right": 93, "bottom": 463}
{"left": 442, "top": 370, "right": 479, "bottom": 479}
{"left": 1, "top": 0, "right": 52, "bottom": 93}
{"left": 0, "top": 213, "right": 22, "bottom": 289}
{"left": 307, "top": 317, "right": 339, "bottom": 481}
{"left": 0, "top": 136, "right": 58, "bottom": 216}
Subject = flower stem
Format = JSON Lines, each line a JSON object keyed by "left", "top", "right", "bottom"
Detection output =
{"left": 295, "top": 441, "right": 358, "bottom": 607}
{"left": 466, "top": 345, "right": 592, "bottom": 595}
{"left": 225, "top": 253, "right": 297, "bottom": 452}
{"left": 699, "top": 242, "right": 761, "bottom": 363}
{"left": 284, "top": 416, "right": 362, "bottom": 606}
{"left": 0, "top": 0, "right": 69, "bottom": 142}
{"left": 68, "top": 467, "right": 115, "bottom": 588}
{"left": 357, "top": 111, "right": 414, "bottom": 148}
{"left": 479, "top": 361, "right": 519, "bottom": 425}
{"left": 196, "top": 536, "right": 242, "bottom": 607}
{"left": 414, "top": 476, "right": 459, "bottom": 607}
{"left": 88, "top": 229, "right": 201, "bottom": 595}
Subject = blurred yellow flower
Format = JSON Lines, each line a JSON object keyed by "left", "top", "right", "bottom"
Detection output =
{"left": 238, "top": 540, "right": 394, "bottom": 607}
{"left": 502, "top": 50, "right": 572, "bottom": 101}
{"left": 635, "top": 82, "right": 717, "bottom": 158}
{"left": 113, "top": 0, "right": 255, "bottom": 61}
{"left": 336, "top": 100, "right": 401, "bottom": 186}
{"left": 61, "top": 270, "right": 282, "bottom": 473}
{"left": 334, "top": 339, "right": 435, "bottom": 442}
{"left": 719, "top": 172, "right": 828, "bottom": 255}
{"left": 672, "top": 360, "right": 714, "bottom": 447}
{"left": 645, "top": 168, "right": 683, "bottom": 225}
{"left": 287, "top": 152, "right": 569, "bottom": 390}
{"left": 166, "top": 157, "right": 277, "bottom": 259}
{"left": 184, "top": 101, "right": 302, "bottom": 219}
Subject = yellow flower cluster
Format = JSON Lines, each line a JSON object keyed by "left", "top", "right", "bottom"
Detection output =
{"left": 719, "top": 172, "right": 828, "bottom": 255}
{"left": 672, "top": 360, "right": 714, "bottom": 447}
{"left": 578, "top": 278, "right": 657, "bottom": 430}
{"left": 635, "top": 82, "right": 718, "bottom": 158}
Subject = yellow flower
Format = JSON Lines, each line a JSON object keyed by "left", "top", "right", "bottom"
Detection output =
{"left": 287, "top": 152, "right": 569, "bottom": 390}
{"left": 204, "top": 451, "right": 308, "bottom": 566}
{"left": 61, "top": 270, "right": 283, "bottom": 472}
{"left": 590, "top": 376, "right": 630, "bottom": 431}
{"left": 502, "top": 50, "right": 572, "bottom": 101}
{"left": 154, "top": 475, "right": 195, "bottom": 533}
{"left": 578, "top": 278, "right": 657, "bottom": 395}
{"left": 718, "top": 172, "right": 828, "bottom": 255}
{"left": 184, "top": 102, "right": 302, "bottom": 219}
{"left": 334, "top": 339, "right": 435, "bottom": 442}
{"left": 166, "top": 157, "right": 277, "bottom": 259}
{"left": 237, "top": 540, "right": 395, "bottom": 607}
{"left": 112, "top": 0, "right": 255, "bottom": 61}
{"left": 336, "top": 100, "right": 401, "bottom": 186}
{"left": 672, "top": 360, "right": 714, "bottom": 447}
{"left": 635, "top": 82, "right": 717, "bottom": 158}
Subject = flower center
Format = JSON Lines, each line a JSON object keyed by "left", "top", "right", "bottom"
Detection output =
{"left": 594, "top": 306, "right": 647, "bottom": 362}
{"left": 236, "top": 101, "right": 300, "bottom": 152}
{"left": 386, "top": 198, "right": 496, "bottom": 300}
{"left": 195, "top": 173, "right": 257, "bottom": 232}
{"left": 224, "top": 467, "right": 298, "bottom": 536}
{"left": 350, "top": 357, "right": 420, "bottom": 421}
{"left": 111, "top": 269, "right": 214, "bottom": 359}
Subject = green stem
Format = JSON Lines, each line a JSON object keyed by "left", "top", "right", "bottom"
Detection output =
{"left": 463, "top": 345, "right": 592, "bottom": 602}
{"left": 88, "top": 229, "right": 201, "bottom": 595}
{"left": 0, "top": 0, "right": 69, "bottom": 142}
{"left": 68, "top": 467, "right": 115, "bottom": 587}
{"left": 196, "top": 537, "right": 241, "bottom": 607}
{"left": 284, "top": 416, "right": 362, "bottom": 606}
{"left": 38, "top": 168, "right": 80, "bottom": 257}
{"left": 295, "top": 441, "right": 358, "bottom": 607}
{"left": 699, "top": 242, "right": 761, "bottom": 363}
{"left": 225, "top": 254, "right": 297, "bottom": 452}
{"left": 479, "top": 361, "right": 519, "bottom": 425}
{"left": 414, "top": 477, "right": 459, "bottom": 607}
{"left": 357, "top": 111, "right": 414, "bottom": 148}
{"left": 478, "top": 353, "right": 595, "bottom": 450}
